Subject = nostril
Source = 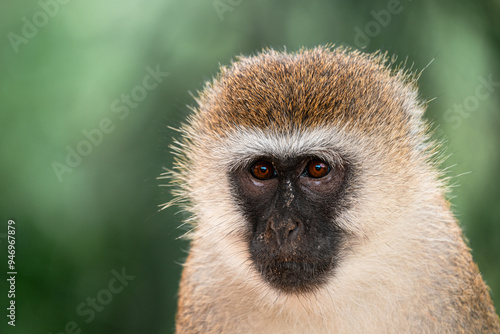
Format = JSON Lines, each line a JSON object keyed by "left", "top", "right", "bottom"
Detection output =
{"left": 286, "top": 221, "right": 300, "bottom": 240}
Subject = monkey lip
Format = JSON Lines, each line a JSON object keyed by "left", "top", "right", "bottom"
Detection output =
{"left": 250, "top": 236, "right": 338, "bottom": 293}
{"left": 255, "top": 257, "right": 332, "bottom": 293}
{"left": 271, "top": 259, "right": 325, "bottom": 273}
{"left": 275, "top": 260, "right": 303, "bottom": 267}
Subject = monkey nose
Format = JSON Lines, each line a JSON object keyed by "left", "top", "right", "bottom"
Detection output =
{"left": 268, "top": 219, "right": 301, "bottom": 246}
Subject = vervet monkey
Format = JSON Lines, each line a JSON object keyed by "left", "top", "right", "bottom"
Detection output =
{"left": 164, "top": 46, "right": 499, "bottom": 333}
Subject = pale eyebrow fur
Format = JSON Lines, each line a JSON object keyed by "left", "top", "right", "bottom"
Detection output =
{"left": 219, "top": 126, "right": 349, "bottom": 171}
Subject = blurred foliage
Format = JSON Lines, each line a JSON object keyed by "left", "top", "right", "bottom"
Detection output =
{"left": 0, "top": 0, "right": 499, "bottom": 333}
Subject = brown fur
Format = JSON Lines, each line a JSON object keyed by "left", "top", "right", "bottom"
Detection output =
{"left": 191, "top": 47, "right": 421, "bottom": 152}
{"left": 168, "top": 46, "right": 500, "bottom": 333}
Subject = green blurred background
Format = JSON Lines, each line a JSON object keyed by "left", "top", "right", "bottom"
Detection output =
{"left": 1, "top": 0, "right": 499, "bottom": 333}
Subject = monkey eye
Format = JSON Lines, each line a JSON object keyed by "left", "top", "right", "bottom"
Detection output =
{"left": 251, "top": 160, "right": 276, "bottom": 180}
{"left": 305, "top": 159, "right": 330, "bottom": 178}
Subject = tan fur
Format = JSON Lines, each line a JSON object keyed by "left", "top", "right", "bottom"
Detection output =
{"left": 166, "top": 46, "right": 500, "bottom": 333}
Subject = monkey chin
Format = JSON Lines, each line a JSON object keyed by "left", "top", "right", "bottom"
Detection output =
{"left": 262, "top": 263, "right": 331, "bottom": 294}
{"left": 252, "top": 250, "right": 335, "bottom": 294}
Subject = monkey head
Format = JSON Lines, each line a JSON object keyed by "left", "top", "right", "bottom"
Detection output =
{"left": 169, "top": 46, "right": 429, "bottom": 296}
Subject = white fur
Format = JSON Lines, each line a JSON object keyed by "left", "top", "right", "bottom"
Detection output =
{"left": 178, "top": 125, "right": 459, "bottom": 332}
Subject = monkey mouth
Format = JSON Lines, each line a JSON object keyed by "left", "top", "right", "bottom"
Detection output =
{"left": 249, "top": 230, "right": 341, "bottom": 294}
{"left": 255, "top": 257, "right": 332, "bottom": 294}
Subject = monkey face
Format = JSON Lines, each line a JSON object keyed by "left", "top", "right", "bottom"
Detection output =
{"left": 230, "top": 154, "right": 350, "bottom": 293}
{"left": 172, "top": 46, "right": 425, "bottom": 297}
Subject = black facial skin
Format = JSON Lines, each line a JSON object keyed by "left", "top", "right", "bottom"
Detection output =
{"left": 230, "top": 155, "right": 350, "bottom": 294}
